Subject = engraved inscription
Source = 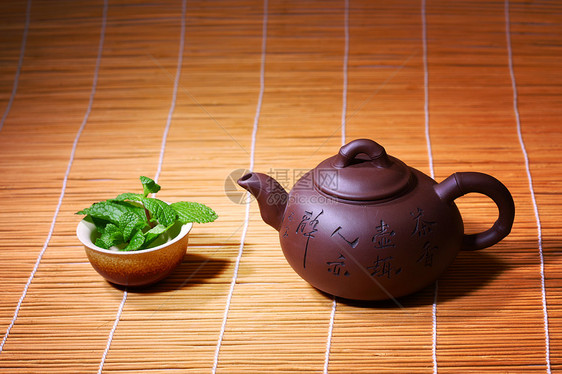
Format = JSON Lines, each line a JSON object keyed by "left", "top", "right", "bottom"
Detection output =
{"left": 281, "top": 211, "right": 295, "bottom": 238}
{"left": 296, "top": 210, "right": 323, "bottom": 268}
{"left": 327, "top": 254, "right": 350, "bottom": 277}
{"left": 411, "top": 207, "right": 438, "bottom": 268}
{"left": 331, "top": 226, "right": 359, "bottom": 248}
{"left": 411, "top": 208, "right": 436, "bottom": 237}
{"left": 368, "top": 255, "right": 401, "bottom": 278}
{"left": 417, "top": 241, "right": 438, "bottom": 267}
{"left": 287, "top": 211, "right": 295, "bottom": 222}
{"left": 372, "top": 220, "right": 396, "bottom": 249}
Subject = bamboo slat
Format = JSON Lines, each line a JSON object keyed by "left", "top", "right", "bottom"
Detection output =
{"left": 0, "top": 0, "right": 561, "bottom": 372}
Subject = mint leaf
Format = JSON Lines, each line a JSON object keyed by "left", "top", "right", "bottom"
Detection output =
{"left": 110, "top": 195, "right": 150, "bottom": 224}
{"left": 140, "top": 176, "right": 161, "bottom": 197}
{"left": 142, "top": 197, "right": 177, "bottom": 226}
{"left": 118, "top": 211, "right": 147, "bottom": 242}
{"left": 77, "top": 201, "right": 131, "bottom": 226}
{"left": 171, "top": 201, "right": 218, "bottom": 224}
{"left": 123, "top": 230, "right": 145, "bottom": 251}
{"left": 91, "top": 216, "right": 112, "bottom": 234}
{"left": 113, "top": 193, "right": 144, "bottom": 202}
{"left": 142, "top": 224, "right": 169, "bottom": 249}
{"left": 95, "top": 223, "right": 124, "bottom": 249}
{"left": 113, "top": 200, "right": 147, "bottom": 221}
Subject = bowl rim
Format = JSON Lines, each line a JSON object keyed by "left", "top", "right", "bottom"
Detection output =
{"left": 76, "top": 218, "right": 192, "bottom": 255}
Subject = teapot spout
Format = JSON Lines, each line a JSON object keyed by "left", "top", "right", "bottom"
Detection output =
{"left": 237, "top": 172, "right": 288, "bottom": 231}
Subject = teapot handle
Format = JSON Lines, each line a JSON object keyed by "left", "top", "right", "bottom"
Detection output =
{"left": 434, "top": 172, "right": 515, "bottom": 251}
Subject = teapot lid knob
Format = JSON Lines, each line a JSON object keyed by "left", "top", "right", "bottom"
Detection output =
{"left": 334, "top": 138, "right": 392, "bottom": 168}
{"left": 314, "top": 139, "right": 413, "bottom": 201}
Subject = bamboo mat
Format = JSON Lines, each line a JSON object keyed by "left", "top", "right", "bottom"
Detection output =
{"left": 0, "top": 0, "right": 561, "bottom": 372}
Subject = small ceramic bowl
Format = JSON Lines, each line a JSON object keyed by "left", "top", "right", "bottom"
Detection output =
{"left": 76, "top": 218, "right": 192, "bottom": 287}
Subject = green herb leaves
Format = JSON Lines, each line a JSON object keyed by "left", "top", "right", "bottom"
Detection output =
{"left": 119, "top": 211, "right": 145, "bottom": 242}
{"left": 96, "top": 223, "right": 124, "bottom": 249}
{"left": 171, "top": 201, "right": 219, "bottom": 224}
{"left": 142, "top": 197, "right": 177, "bottom": 226}
{"left": 76, "top": 176, "right": 217, "bottom": 251}
{"left": 76, "top": 200, "right": 144, "bottom": 226}
{"left": 140, "top": 175, "right": 161, "bottom": 196}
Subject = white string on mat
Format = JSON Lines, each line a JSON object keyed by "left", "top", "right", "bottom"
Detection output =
{"left": 98, "top": 288, "right": 126, "bottom": 374}
{"left": 339, "top": 0, "right": 349, "bottom": 148}
{"left": 324, "top": 296, "right": 338, "bottom": 374}
{"left": 154, "top": 0, "right": 187, "bottom": 186}
{"left": 0, "top": 0, "right": 32, "bottom": 132}
{"left": 421, "top": 0, "right": 438, "bottom": 372}
{"left": 324, "top": 296, "right": 337, "bottom": 374}
{"left": 0, "top": 0, "right": 108, "bottom": 355}
{"left": 323, "top": 1, "right": 349, "bottom": 372}
{"left": 96, "top": 0, "right": 187, "bottom": 372}
{"left": 211, "top": 1, "right": 268, "bottom": 372}
{"left": 504, "top": 1, "right": 551, "bottom": 372}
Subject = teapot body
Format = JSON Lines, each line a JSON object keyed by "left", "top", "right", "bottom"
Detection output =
{"left": 238, "top": 139, "right": 515, "bottom": 301}
{"left": 279, "top": 168, "right": 463, "bottom": 300}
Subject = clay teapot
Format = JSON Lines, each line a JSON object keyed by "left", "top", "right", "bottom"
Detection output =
{"left": 238, "top": 139, "right": 515, "bottom": 301}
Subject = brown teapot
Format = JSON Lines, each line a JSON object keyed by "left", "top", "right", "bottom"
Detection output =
{"left": 238, "top": 139, "right": 515, "bottom": 301}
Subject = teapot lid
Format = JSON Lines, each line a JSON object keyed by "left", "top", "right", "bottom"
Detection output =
{"left": 314, "top": 139, "right": 413, "bottom": 201}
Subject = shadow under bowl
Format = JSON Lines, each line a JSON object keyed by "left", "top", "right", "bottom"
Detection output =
{"left": 76, "top": 218, "right": 192, "bottom": 287}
